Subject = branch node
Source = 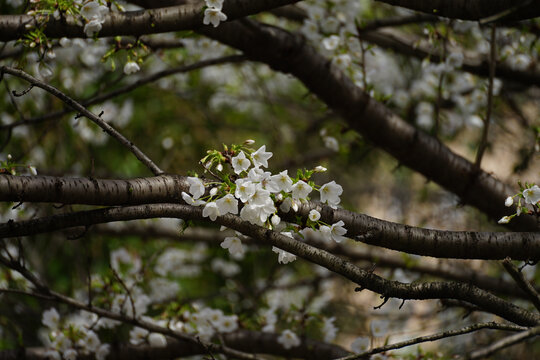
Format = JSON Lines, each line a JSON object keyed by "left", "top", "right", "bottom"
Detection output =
{"left": 374, "top": 296, "right": 389, "bottom": 310}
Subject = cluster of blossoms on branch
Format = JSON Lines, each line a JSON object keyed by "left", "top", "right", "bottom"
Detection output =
{"left": 499, "top": 183, "right": 540, "bottom": 224}
{"left": 181, "top": 142, "right": 348, "bottom": 264}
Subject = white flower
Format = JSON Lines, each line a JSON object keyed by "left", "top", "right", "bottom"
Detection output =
{"left": 217, "top": 315, "right": 238, "bottom": 333}
{"left": 82, "top": 330, "right": 101, "bottom": 352}
{"left": 322, "top": 35, "right": 340, "bottom": 51}
{"left": 235, "top": 179, "right": 256, "bottom": 202}
{"left": 351, "top": 336, "right": 370, "bottom": 353}
{"left": 319, "top": 181, "right": 343, "bottom": 208}
{"left": 43, "top": 350, "right": 61, "bottom": 360}
{"left": 251, "top": 145, "right": 273, "bottom": 168}
{"left": 370, "top": 319, "right": 389, "bottom": 337}
{"left": 269, "top": 170, "right": 293, "bottom": 193}
{"left": 216, "top": 194, "right": 238, "bottom": 215}
{"left": 148, "top": 333, "right": 167, "bottom": 347}
{"left": 332, "top": 54, "right": 351, "bottom": 68}
{"left": 308, "top": 209, "right": 321, "bottom": 222}
{"left": 330, "top": 221, "right": 347, "bottom": 242}
{"left": 446, "top": 52, "right": 464, "bottom": 69}
{"left": 314, "top": 166, "right": 327, "bottom": 172}
{"left": 202, "top": 201, "right": 220, "bottom": 221}
{"left": 498, "top": 216, "right": 511, "bottom": 224}
{"left": 249, "top": 187, "right": 271, "bottom": 206}
{"left": 323, "top": 136, "right": 339, "bottom": 152}
{"left": 291, "top": 180, "right": 312, "bottom": 200}
{"left": 42, "top": 308, "right": 60, "bottom": 329}
{"left": 277, "top": 329, "right": 301, "bottom": 349}
{"left": 505, "top": 196, "right": 513, "bottom": 207}
{"left": 96, "top": 344, "right": 110, "bottom": 360}
{"left": 62, "top": 349, "right": 77, "bottom": 360}
{"left": 221, "top": 236, "right": 245, "bottom": 257}
{"left": 205, "top": 0, "right": 224, "bottom": 10}
{"left": 123, "top": 61, "right": 140, "bottom": 75}
{"left": 129, "top": 327, "right": 149, "bottom": 345}
{"left": 271, "top": 214, "right": 281, "bottom": 227}
{"left": 273, "top": 246, "right": 294, "bottom": 262}
{"left": 80, "top": 1, "right": 108, "bottom": 21}
{"left": 523, "top": 185, "right": 540, "bottom": 205}
{"left": 322, "top": 317, "right": 338, "bottom": 342}
{"left": 182, "top": 192, "right": 206, "bottom": 206}
{"left": 203, "top": 7, "right": 227, "bottom": 27}
{"left": 83, "top": 18, "right": 103, "bottom": 37}
{"left": 232, "top": 151, "right": 251, "bottom": 174}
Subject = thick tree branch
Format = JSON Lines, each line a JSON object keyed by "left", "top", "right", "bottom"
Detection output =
{"left": 0, "top": 0, "right": 299, "bottom": 42}
{"left": 1, "top": 175, "right": 539, "bottom": 260}
{"left": 96, "top": 223, "right": 535, "bottom": 300}
{"left": 375, "top": 0, "right": 540, "bottom": 22}
{"left": 1, "top": 203, "right": 538, "bottom": 326}
{"left": 196, "top": 20, "right": 538, "bottom": 231}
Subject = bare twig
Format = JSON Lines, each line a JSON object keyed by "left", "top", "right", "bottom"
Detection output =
{"left": 474, "top": 24, "right": 497, "bottom": 168}
{"left": 335, "top": 322, "right": 527, "bottom": 360}
{"left": 0, "top": 66, "right": 163, "bottom": 176}
{"left": 502, "top": 258, "right": 540, "bottom": 311}
{"left": 466, "top": 325, "right": 540, "bottom": 359}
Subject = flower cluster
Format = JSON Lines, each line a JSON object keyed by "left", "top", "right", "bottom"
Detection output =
{"left": 203, "top": 0, "right": 227, "bottom": 28}
{"left": 181, "top": 142, "right": 348, "bottom": 264}
{"left": 498, "top": 183, "right": 540, "bottom": 224}
{"left": 80, "top": 1, "right": 109, "bottom": 37}
{"left": 40, "top": 308, "right": 111, "bottom": 360}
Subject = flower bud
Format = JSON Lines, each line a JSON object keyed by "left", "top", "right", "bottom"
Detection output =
{"left": 244, "top": 139, "right": 255, "bottom": 145}
{"left": 504, "top": 196, "right": 513, "bottom": 207}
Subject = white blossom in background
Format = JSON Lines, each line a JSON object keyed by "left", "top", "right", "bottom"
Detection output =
{"left": 370, "top": 319, "right": 389, "bottom": 337}
{"left": 277, "top": 329, "right": 301, "bottom": 349}
{"left": 42, "top": 308, "right": 60, "bottom": 329}
{"left": 221, "top": 236, "right": 245, "bottom": 258}
{"left": 273, "top": 246, "right": 297, "bottom": 264}
{"left": 323, "top": 136, "right": 339, "bottom": 152}
{"left": 351, "top": 336, "right": 370, "bottom": 353}
{"left": 322, "top": 317, "right": 338, "bottom": 342}
{"left": 129, "top": 327, "right": 149, "bottom": 345}
{"left": 322, "top": 35, "right": 340, "bottom": 51}
{"left": 123, "top": 61, "right": 140, "bottom": 75}
{"left": 148, "top": 333, "right": 167, "bottom": 347}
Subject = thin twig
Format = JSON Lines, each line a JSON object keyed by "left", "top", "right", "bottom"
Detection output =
{"left": 335, "top": 322, "right": 527, "bottom": 360}
{"left": 466, "top": 325, "right": 540, "bottom": 359}
{"left": 474, "top": 24, "right": 497, "bottom": 168}
{"left": 0, "top": 66, "right": 164, "bottom": 176}
{"left": 110, "top": 266, "right": 137, "bottom": 319}
{"left": 502, "top": 258, "right": 540, "bottom": 312}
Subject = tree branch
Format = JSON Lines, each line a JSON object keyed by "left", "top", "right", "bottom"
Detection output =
{"left": 0, "top": 66, "right": 163, "bottom": 176}
{"left": 375, "top": 0, "right": 539, "bottom": 22}
{"left": 466, "top": 324, "right": 540, "bottom": 359}
{"left": 0, "top": 0, "right": 300, "bottom": 42}
{"left": 1, "top": 203, "right": 538, "bottom": 326}
{"left": 502, "top": 258, "right": 540, "bottom": 312}
{"left": 336, "top": 321, "right": 527, "bottom": 360}
{"left": 1, "top": 175, "right": 539, "bottom": 260}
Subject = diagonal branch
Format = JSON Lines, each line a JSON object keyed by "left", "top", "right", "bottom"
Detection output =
{"left": 335, "top": 321, "right": 527, "bottom": 360}
{"left": 1, "top": 203, "right": 538, "bottom": 326}
{"left": 196, "top": 19, "right": 538, "bottom": 231}
{"left": 502, "top": 258, "right": 540, "bottom": 312}
{"left": 0, "top": 66, "right": 163, "bottom": 176}
{"left": 466, "top": 324, "right": 540, "bottom": 359}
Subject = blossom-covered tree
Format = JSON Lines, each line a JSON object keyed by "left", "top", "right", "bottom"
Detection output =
{"left": 0, "top": 1, "right": 539, "bottom": 359}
